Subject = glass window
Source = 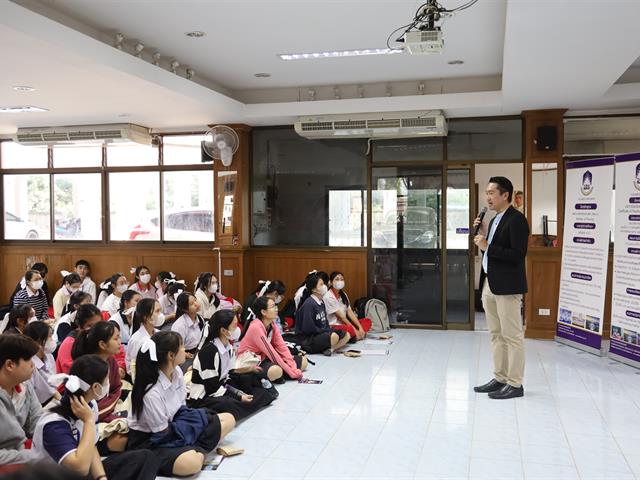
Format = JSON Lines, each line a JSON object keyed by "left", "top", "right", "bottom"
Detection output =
{"left": 3, "top": 173, "right": 51, "bottom": 239}
{"left": 163, "top": 170, "right": 214, "bottom": 241}
{"left": 54, "top": 173, "right": 102, "bottom": 240}
{"left": 447, "top": 119, "right": 522, "bottom": 161}
{"left": 329, "top": 189, "right": 366, "bottom": 246}
{"left": 106, "top": 142, "right": 158, "bottom": 166}
{"left": 252, "top": 128, "right": 367, "bottom": 246}
{"left": 163, "top": 135, "right": 204, "bottom": 165}
{"left": 109, "top": 172, "right": 160, "bottom": 240}
{"left": 53, "top": 145, "right": 102, "bottom": 168}
{"left": 1, "top": 142, "right": 48, "bottom": 169}
{"left": 372, "top": 137, "right": 443, "bottom": 163}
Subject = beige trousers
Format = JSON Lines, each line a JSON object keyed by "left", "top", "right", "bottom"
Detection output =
{"left": 481, "top": 280, "right": 525, "bottom": 388}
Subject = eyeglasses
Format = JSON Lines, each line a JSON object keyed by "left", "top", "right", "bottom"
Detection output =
{"left": 267, "top": 305, "right": 278, "bottom": 311}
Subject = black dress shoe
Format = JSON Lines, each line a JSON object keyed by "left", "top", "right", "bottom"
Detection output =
{"left": 489, "top": 384, "right": 524, "bottom": 400}
{"left": 473, "top": 379, "right": 506, "bottom": 393}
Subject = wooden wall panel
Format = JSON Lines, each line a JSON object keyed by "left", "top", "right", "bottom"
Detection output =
{"left": 525, "top": 249, "right": 561, "bottom": 339}
{"left": 244, "top": 248, "right": 368, "bottom": 306}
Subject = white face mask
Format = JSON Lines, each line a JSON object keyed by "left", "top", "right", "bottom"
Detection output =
{"left": 95, "top": 379, "right": 109, "bottom": 401}
{"left": 153, "top": 313, "right": 165, "bottom": 327}
{"left": 139, "top": 274, "right": 151, "bottom": 285}
{"left": 317, "top": 285, "right": 328, "bottom": 296}
{"left": 116, "top": 284, "right": 129, "bottom": 294}
{"left": 68, "top": 286, "right": 79, "bottom": 294}
{"left": 333, "top": 280, "right": 345, "bottom": 290}
{"left": 44, "top": 337, "right": 56, "bottom": 354}
{"left": 154, "top": 281, "right": 162, "bottom": 290}
{"left": 31, "top": 280, "right": 44, "bottom": 290}
{"left": 208, "top": 283, "right": 218, "bottom": 294}
{"left": 275, "top": 295, "right": 283, "bottom": 305}
{"left": 28, "top": 315, "right": 38, "bottom": 324}
{"left": 227, "top": 327, "right": 241, "bottom": 342}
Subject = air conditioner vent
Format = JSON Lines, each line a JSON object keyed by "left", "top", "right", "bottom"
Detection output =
{"left": 13, "top": 123, "right": 151, "bottom": 146}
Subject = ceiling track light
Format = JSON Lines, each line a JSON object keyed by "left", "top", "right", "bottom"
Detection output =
{"left": 357, "top": 85, "right": 365, "bottom": 98}
{"left": 134, "top": 42, "right": 144, "bottom": 58}
{"left": 333, "top": 86, "right": 341, "bottom": 100}
{"left": 308, "top": 88, "right": 316, "bottom": 101}
{"left": 386, "top": 84, "right": 393, "bottom": 97}
{"left": 186, "top": 68, "right": 195, "bottom": 80}
{"left": 114, "top": 32, "right": 124, "bottom": 50}
{"left": 152, "top": 52, "right": 161, "bottom": 66}
{"left": 418, "top": 82, "right": 425, "bottom": 95}
{"left": 170, "top": 60, "right": 180, "bottom": 74}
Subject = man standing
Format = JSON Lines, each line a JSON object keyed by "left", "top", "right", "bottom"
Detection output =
{"left": 473, "top": 177, "right": 529, "bottom": 399}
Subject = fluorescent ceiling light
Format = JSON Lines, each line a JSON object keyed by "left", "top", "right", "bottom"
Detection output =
{"left": 278, "top": 48, "right": 403, "bottom": 61}
{"left": 0, "top": 106, "right": 48, "bottom": 113}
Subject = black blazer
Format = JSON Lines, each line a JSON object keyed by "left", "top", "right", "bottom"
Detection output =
{"left": 480, "top": 206, "right": 529, "bottom": 295}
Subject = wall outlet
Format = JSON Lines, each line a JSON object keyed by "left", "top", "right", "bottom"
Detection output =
{"left": 223, "top": 269, "right": 234, "bottom": 277}
{"left": 538, "top": 308, "right": 551, "bottom": 316}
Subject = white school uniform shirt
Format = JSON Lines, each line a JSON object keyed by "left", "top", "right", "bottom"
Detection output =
{"left": 52, "top": 311, "right": 74, "bottom": 344}
{"left": 128, "top": 366, "right": 186, "bottom": 433}
{"left": 158, "top": 294, "right": 177, "bottom": 316}
{"left": 109, "top": 311, "right": 132, "bottom": 345}
{"left": 129, "top": 282, "right": 157, "bottom": 300}
{"left": 126, "top": 326, "right": 154, "bottom": 374}
{"left": 51, "top": 287, "right": 72, "bottom": 320}
{"left": 29, "top": 353, "right": 57, "bottom": 404}
{"left": 33, "top": 399, "right": 99, "bottom": 464}
{"left": 323, "top": 290, "right": 349, "bottom": 326}
{"left": 96, "top": 290, "right": 108, "bottom": 310}
{"left": 294, "top": 286, "right": 306, "bottom": 309}
{"left": 195, "top": 288, "right": 219, "bottom": 319}
{"left": 171, "top": 313, "right": 203, "bottom": 351}
{"left": 80, "top": 277, "right": 97, "bottom": 303}
{"left": 100, "top": 293, "right": 121, "bottom": 316}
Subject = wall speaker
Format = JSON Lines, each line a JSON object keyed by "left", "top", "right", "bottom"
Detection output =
{"left": 535, "top": 125, "right": 557, "bottom": 151}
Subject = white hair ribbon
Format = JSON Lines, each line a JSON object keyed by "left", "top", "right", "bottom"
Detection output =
{"left": 60, "top": 270, "right": 71, "bottom": 277}
{"left": 130, "top": 267, "right": 137, "bottom": 275}
{"left": 99, "top": 280, "right": 111, "bottom": 289}
{"left": 173, "top": 289, "right": 184, "bottom": 300}
{"left": 165, "top": 278, "right": 186, "bottom": 285}
{"left": 124, "top": 306, "right": 136, "bottom": 315}
{"left": 20, "top": 277, "right": 27, "bottom": 289}
{"left": 197, "top": 322, "right": 211, "bottom": 351}
{"left": 140, "top": 338, "right": 157, "bottom": 362}
{"left": 246, "top": 307, "right": 256, "bottom": 321}
{"left": 308, "top": 269, "right": 318, "bottom": 275}
{"left": 48, "top": 373, "right": 90, "bottom": 393}
{"left": 169, "top": 271, "right": 176, "bottom": 279}
{"left": 257, "top": 280, "right": 271, "bottom": 297}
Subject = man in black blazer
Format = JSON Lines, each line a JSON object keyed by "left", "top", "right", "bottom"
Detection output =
{"left": 473, "top": 176, "right": 529, "bottom": 399}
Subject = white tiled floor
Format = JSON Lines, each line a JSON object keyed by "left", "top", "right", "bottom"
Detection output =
{"left": 174, "top": 329, "right": 640, "bottom": 480}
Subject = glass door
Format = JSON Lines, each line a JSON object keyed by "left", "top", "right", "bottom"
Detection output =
{"left": 370, "top": 167, "right": 443, "bottom": 326}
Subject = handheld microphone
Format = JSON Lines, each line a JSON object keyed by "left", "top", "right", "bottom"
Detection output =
{"left": 473, "top": 207, "right": 488, "bottom": 236}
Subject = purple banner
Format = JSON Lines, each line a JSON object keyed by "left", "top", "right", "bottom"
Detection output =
{"left": 609, "top": 338, "right": 640, "bottom": 364}
{"left": 456, "top": 227, "right": 469, "bottom": 234}
{"left": 557, "top": 323, "right": 602, "bottom": 350}
{"left": 566, "top": 157, "right": 615, "bottom": 169}
{"left": 615, "top": 152, "right": 640, "bottom": 163}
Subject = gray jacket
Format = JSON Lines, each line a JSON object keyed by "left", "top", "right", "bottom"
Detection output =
{"left": 0, "top": 382, "right": 43, "bottom": 465}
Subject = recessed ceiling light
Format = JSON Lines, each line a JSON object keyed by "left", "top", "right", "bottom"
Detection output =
{"left": 448, "top": 60, "right": 464, "bottom": 65}
{"left": 254, "top": 73, "right": 271, "bottom": 78}
{"left": 185, "top": 31, "right": 206, "bottom": 38}
{"left": 0, "top": 106, "right": 48, "bottom": 113}
{"left": 278, "top": 48, "right": 403, "bottom": 61}
{"left": 12, "top": 85, "right": 36, "bottom": 92}
{"left": 118, "top": 113, "right": 131, "bottom": 118}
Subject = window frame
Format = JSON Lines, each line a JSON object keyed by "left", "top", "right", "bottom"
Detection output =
{"left": 0, "top": 132, "right": 216, "bottom": 244}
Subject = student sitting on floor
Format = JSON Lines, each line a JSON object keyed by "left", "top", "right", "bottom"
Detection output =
{"left": 53, "top": 291, "right": 92, "bottom": 345}
{"left": 125, "top": 298, "right": 163, "bottom": 378}
{"left": 128, "top": 332, "right": 235, "bottom": 477}
{"left": 293, "top": 270, "right": 329, "bottom": 311}
{"left": 55, "top": 304, "right": 102, "bottom": 375}
{"left": 238, "top": 295, "right": 307, "bottom": 382}
{"left": 295, "top": 273, "right": 350, "bottom": 355}
{"left": 188, "top": 309, "right": 277, "bottom": 421}
{"left": 33, "top": 355, "right": 159, "bottom": 480}
{"left": 23, "top": 321, "right": 59, "bottom": 406}
{"left": 12, "top": 270, "right": 50, "bottom": 322}
{"left": 74, "top": 259, "right": 97, "bottom": 304}
{"left": 71, "top": 322, "right": 123, "bottom": 422}
{"left": 324, "top": 271, "right": 371, "bottom": 341}
{"left": 108, "top": 290, "right": 142, "bottom": 349}
{"left": 158, "top": 281, "right": 184, "bottom": 325}
{"left": 171, "top": 292, "right": 204, "bottom": 358}
{"left": 98, "top": 273, "right": 130, "bottom": 316}
{"left": 2, "top": 305, "right": 35, "bottom": 336}
{"left": 154, "top": 271, "right": 176, "bottom": 300}
{"left": 241, "top": 280, "right": 286, "bottom": 331}
{"left": 10, "top": 263, "right": 50, "bottom": 309}
{"left": 194, "top": 272, "right": 222, "bottom": 319}
{"left": 129, "top": 266, "right": 157, "bottom": 300}
{"left": 52, "top": 271, "right": 82, "bottom": 321}
{"left": 0, "top": 334, "right": 42, "bottom": 466}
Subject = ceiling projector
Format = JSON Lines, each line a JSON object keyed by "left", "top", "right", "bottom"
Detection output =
{"left": 402, "top": 29, "right": 443, "bottom": 55}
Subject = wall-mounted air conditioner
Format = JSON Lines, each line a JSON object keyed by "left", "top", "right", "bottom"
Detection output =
{"left": 294, "top": 111, "right": 447, "bottom": 139}
{"left": 13, "top": 123, "right": 152, "bottom": 146}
